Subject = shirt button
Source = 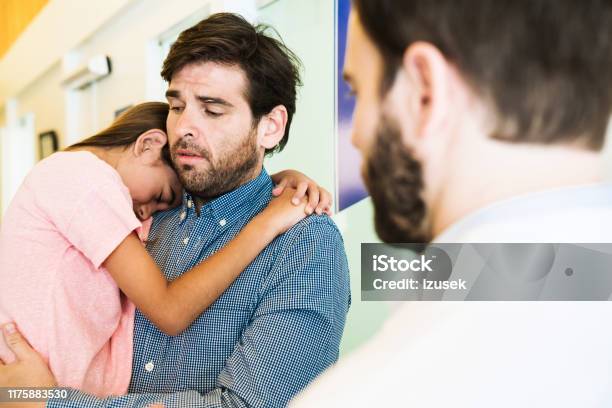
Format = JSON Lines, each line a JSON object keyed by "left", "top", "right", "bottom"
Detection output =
{"left": 183, "top": 237, "right": 189, "bottom": 245}
{"left": 187, "top": 200, "right": 193, "bottom": 208}
{"left": 219, "top": 219, "right": 227, "bottom": 227}
{"left": 180, "top": 211, "right": 186, "bottom": 221}
{"left": 145, "top": 361, "right": 154, "bottom": 372}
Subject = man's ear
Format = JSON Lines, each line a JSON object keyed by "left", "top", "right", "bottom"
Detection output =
{"left": 133, "top": 129, "right": 168, "bottom": 163}
{"left": 393, "top": 41, "right": 451, "bottom": 144}
{"left": 257, "top": 105, "right": 288, "bottom": 151}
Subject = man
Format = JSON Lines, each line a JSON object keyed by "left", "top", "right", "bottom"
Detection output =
{"left": 0, "top": 13, "right": 350, "bottom": 408}
{"left": 292, "top": 0, "right": 612, "bottom": 406}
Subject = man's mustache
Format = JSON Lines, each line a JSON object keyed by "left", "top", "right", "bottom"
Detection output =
{"left": 171, "top": 140, "right": 212, "bottom": 162}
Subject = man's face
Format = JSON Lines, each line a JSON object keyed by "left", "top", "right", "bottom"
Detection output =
{"left": 344, "top": 10, "right": 431, "bottom": 243}
{"left": 165, "top": 62, "right": 261, "bottom": 199}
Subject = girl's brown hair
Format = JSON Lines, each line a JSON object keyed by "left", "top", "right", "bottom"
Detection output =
{"left": 67, "top": 102, "right": 171, "bottom": 164}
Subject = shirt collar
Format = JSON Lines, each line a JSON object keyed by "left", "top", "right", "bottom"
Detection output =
{"left": 181, "top": 168, "right": 273, "bottom": 227}
{"left": 434, "top": 182, "right": 612, "bottom": 243}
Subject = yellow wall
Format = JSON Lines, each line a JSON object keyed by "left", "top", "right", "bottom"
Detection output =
{"left": 0, "top": 0, "right": 49, "bottom": 59}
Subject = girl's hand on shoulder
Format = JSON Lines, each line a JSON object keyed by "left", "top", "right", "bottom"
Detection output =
{"left": 270, "top": 169, "right": 333, "bottom": 216}
{"left": 261, "top": 188, "right": 308, "bottom": 234}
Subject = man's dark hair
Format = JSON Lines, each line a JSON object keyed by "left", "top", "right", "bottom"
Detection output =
{"left": 162, "top": 13, "right": 301, "bottom": 155}
{"left": 353, "top": 0, "right": 612, "bottom": 150}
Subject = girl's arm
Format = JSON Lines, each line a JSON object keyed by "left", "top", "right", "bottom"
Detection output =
{"left": 270, "top": 169, "right": 334, "bottom": 215}
{"left": 103, "top": 189, "right": 307, "bottom": 336}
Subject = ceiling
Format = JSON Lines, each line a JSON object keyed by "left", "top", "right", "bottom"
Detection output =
{"left": 0, "top": 0, "right": 49, "bottom": 59}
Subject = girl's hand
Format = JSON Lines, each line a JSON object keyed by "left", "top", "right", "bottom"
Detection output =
{"left": 270, "top": 170, "right": 333, "bottom": 216}
{"left": 260, "top": 188, "right": 308, "bottom": 234}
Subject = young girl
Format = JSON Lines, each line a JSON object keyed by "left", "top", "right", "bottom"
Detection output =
{"left": 0, "top": 102, "right": 331, "bottom": 396}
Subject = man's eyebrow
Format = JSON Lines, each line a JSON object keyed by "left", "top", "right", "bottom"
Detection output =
{"left": 196, "top": 95, "right": 234, "bottom": 108}
{"left": 165, "top": 89, "right": 181, "bottom": 99}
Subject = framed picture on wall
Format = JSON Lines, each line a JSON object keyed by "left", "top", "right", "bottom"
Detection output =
{"left": 336, "top": 0, "right": 369, "bottom": 211}
{"left": 39, "top": 130, "right": 59, "bottom": 160}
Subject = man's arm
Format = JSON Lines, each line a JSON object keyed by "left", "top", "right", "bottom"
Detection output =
{"left": 1, "top": 217, "right": 350, "bottom": 408}
{"left": 0, "top": 324, "right": 55, "bottom": 408}
{"left": 212, "top": 217, "right": 351, "bottom": 406}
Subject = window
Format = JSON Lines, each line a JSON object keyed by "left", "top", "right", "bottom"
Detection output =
{"left": 146, "top": 6, "right": 211, "bottom": 102}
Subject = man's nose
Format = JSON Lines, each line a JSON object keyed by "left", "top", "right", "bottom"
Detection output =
{"left": 174, "top": 107, "right": 198, "bottom": 139}
{"left": 350, "top": 128, "right": 360, "bottom": 149}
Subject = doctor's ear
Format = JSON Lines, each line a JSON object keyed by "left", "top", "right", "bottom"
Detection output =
{"left": 257, "top": 105, "right": 288, "bottom": 150}
{"left": 134, "top": 129, "right": 168, "bottom": 162}
{"left": 397, "top": 41, "right": 454, "bottom": 144}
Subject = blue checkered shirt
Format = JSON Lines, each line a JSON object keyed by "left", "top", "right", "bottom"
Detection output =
{"left": 48, "top": 168, "right": 351, "bottom": 408}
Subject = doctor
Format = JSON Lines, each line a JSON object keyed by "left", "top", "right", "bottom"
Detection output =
{"left": 292, "top": 0, "right": 612, "bottom": 406}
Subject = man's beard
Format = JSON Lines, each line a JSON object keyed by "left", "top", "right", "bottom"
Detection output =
{"left": 171, "top": 130, "right": 260, "bottom": 199}
{"left": 363, "top": 114, "right": 432, "bottom": 243}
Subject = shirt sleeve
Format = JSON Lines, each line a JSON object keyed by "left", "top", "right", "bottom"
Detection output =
{"left": 47, "top": 217, "right": 351, "bottom": 408}
{"left": 54, "top": 181, "right": 141, "bottom": 268}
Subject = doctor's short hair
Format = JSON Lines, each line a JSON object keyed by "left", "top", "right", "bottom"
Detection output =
{"left": 161, "top": 13, "right": 302, "bottom": 156}
{"left": 353, "top": 0, "right": 612, "bottom": 150}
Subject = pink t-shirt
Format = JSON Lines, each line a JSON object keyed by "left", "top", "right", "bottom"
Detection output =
{"left": 0, "top": 151, "right": 149, "bottom": 397}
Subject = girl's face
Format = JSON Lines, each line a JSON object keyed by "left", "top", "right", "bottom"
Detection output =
{"left": 118, "top": 129, "right": 184, "bottom": 221}
{"left": 123, "top": 160, "right": 183, "bottom": 221}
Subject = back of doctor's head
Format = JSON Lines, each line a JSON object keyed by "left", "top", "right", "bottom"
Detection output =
{"left": 353, "top": 0, "right": 612, "bottom": 150}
